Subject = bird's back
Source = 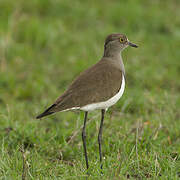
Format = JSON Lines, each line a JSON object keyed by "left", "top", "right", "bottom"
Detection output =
{"left": 36, "top": 58, "right": 123, "bottom": 118}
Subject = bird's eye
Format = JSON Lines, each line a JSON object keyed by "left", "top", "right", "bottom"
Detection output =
{"left": 119, "top": 38, "right": 125, "bottom": 43}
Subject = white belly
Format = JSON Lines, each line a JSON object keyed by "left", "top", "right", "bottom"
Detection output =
{"left": 80, "top": 75, "right": 125, "bottom": 111}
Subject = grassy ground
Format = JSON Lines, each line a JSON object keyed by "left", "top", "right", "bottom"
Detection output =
{"left": 0, "top": 0, "right": 180, "bottom": 179}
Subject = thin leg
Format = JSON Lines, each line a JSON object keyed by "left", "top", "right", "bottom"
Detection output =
{"left": 82, "top": 111, "right": 89, "bottom": 170}
{"left": 98, "top": 109, "right": 105, "bottom": 169}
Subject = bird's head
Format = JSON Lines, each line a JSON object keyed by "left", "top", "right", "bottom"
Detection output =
{"left": 104, "top": 34, "right": 138, "bottom": 56}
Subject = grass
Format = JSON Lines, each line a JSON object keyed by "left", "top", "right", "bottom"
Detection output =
{"left": 0, "top": 0, "right": 180, "bottom": 179}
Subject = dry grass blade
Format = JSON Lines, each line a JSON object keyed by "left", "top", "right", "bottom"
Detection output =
{"left": 20, "top": 146, "right": 29, "bottom": 180}
{"left": 66, "top": 114, "right": 99, "bottom": 145}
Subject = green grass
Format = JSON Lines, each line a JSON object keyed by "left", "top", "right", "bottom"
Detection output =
{"left": 0, "top": 0, "right": 180, "bottom": 179}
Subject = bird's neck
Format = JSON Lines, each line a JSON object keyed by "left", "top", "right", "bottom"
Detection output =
{"left": 103, "top": 49, "right": 125, "bottom": 75}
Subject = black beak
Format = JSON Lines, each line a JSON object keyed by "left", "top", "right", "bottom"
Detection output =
{"left": 128, "top": 41, "right": 138, "bottom": 48}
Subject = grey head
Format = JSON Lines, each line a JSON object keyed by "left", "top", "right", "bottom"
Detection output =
{"left": 103, "top": 33, "right": 138, "bottom": 57}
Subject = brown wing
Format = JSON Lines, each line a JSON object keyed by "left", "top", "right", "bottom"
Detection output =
{"left": 36, "top": 59, "right": 122, "bottom": 118}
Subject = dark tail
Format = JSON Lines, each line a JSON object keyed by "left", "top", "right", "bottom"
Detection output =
{"left": 36, "top": 104, "right": 56, "bottom": 119}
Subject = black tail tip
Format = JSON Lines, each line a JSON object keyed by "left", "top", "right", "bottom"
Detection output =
{"left": 36, "top": 114, "right": 43, "bottom": 119}
{"left": 36, "top": 111, "right": 54, "bottom": 119}
{"left": 36, "top": 104, "right": 56, "bottom": 119}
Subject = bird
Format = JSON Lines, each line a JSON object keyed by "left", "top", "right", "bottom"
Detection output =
{"left": 36, "top": 33, "right": 138, "bottom": 170}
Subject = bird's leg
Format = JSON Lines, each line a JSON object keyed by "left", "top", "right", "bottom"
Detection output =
{"left": 82, "top": 111, "right": 89, "bottom": 170}
{"left": 98, "top": 109, "right": 105, "bottom": 169}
